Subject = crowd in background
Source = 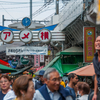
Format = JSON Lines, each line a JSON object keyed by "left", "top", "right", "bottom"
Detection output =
{"left": 0, "top": 67, "right": 97, "bottom": 100}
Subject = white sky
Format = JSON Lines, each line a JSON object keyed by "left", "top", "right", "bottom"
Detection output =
{"left": 0, "top": 0, "right": 64, "bottom": 27}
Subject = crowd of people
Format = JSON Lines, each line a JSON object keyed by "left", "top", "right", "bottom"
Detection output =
{"left": 1, "top": 36, "right": 100, "bottom": 100}
{"left": 0, "top": 67, "right": 97, "bottom": 100}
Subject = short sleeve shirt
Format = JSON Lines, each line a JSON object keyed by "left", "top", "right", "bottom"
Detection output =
{"left": 65, "top": 86, "right": 76, "bottom": 100}
{"left": 93, "top": 53, "right": 100, "bottom": 86}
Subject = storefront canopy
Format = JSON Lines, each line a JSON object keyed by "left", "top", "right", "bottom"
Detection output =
{"left": 0, "top": 64, "right": 17, "bottom": 73}
{"left": 0, "top": 59, "right": 10, "bottom": 67}
{"left": 0, "top": 26, "right": 19, "bottom": 31}
{"left": 35, "top": 56, "right": 63, "bottom": 75}
{"left": 60, "top": 46, "right": 83, "bottom": 55}
{"left": 10, "top": 65, "right": 32, "bottom": 75}
{"left": 33, "top": 24, "right": 58, "bottom": 31}
{"left": 67, "top": 63, "right": 95, "bottom": 76}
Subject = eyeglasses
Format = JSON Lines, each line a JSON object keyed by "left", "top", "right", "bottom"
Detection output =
{"left": 49, "top": 78, "right": 60, "bottom": 82}
{"left": 0, "top": 80, "right": 8, "bottom": 83}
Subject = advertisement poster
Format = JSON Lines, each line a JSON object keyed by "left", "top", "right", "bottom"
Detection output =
{"left": 40, "top": 55, "right": 44, "bottom": 62}
{"left": 83, "top": 27, "right": 96, "bottom": 62}
{"left": 34, "top": 55, "right": 40, "bottom": 67}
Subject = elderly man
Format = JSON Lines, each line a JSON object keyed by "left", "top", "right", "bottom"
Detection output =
{"left": 0, "top": 75, "right": 11, "bottom": 100}
{"left": 33, "top": 68, "right": 72, "bottom": 100}
{"left": 92, "top": 36, "right": 100, "bottom": 100}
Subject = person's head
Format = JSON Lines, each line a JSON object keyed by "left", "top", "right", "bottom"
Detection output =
{"left": 60, "top": 77, "right": 62, "bottom": 82}
{"left": 68, "top": 73, "right": 78, "bottom": 85}
{"left": 39, "top": 70, "right": 45, "bottom": 82}
{"left": 0, "top": 75, "right": 11, "bottom": 92}
{"left": 13, "top": 75, "right": 35, "bottom": 100}
{"left": 27, "top": 70, "right": 33, "bottom": 77}
{"left": 43, "top": 68, "right": 60, "bottom": 92}
{"left": 77, "top": 82, "right": 90, "bottom": 96}
{"left": 65, "top": 80, "right": 68, "bottom": 84}
{"left": 95, "top": 36, "right": 100, "bottom": 50}
{"left": 10, "top": 78, "right": 14, "bottom": 85}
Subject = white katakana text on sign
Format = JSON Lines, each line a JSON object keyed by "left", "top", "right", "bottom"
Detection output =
{"left": 38, "top": 29, "right": 51, "bottom": 43}
{"left": 19, "top": 29, "right": 32, "bottom": 43}
{"left": 1, "top": 29, "right": 14, "bottom": 43}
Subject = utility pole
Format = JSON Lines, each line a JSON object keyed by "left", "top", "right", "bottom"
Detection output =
{"left": 56, "top": 0, "right": 59, "bottom": 15}
{"left": 2, "top": 15, "right": 4, "bottom": 26}
{"left": 30, "top": 0, "right": 32, "bottom": 21}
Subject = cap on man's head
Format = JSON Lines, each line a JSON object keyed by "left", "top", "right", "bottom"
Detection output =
{"left": 39, "top": 70, "right": 45, "bottom": 76}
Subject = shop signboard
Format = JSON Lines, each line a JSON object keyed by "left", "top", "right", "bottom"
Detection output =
{"left": 97, "top": 0, "right": 100, "bottom": 24}
{"left": 8, "top": 60, "right": 17, "bottom": 68}
{"left": 1, "top": 29, "right": 14, "bottom": 43}
{"left": 19, "top": 29, "right": 32, "bottom": 43}
{"left": 40, "top": 55, "right": 44, "bottom": 62}
{"left": 38, "top": 29, "right": 51, "bottom": 43}
{"left": 34, "top": 55, "right": 40, "bottom": 67}
{"left": 83, "top": 27, "right": 96, "bottom": 62}
{"left": 6, "top": 46, "right": 48, "bottom": 55}
{"left": 21, "top": 57, "right": 29, "bottom": 65}
{"left": 11, "top": 59, "right": 18, "bottom": 66}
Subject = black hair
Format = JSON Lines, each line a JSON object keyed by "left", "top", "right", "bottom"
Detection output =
{"left": 68, "top": 73, "right": 77, "bottom": 82}
{"left": 65, "top": 80, "right": 68, "bottom": 82}
{"left": 28, "top": 70, "right": 33, "bottom": 76}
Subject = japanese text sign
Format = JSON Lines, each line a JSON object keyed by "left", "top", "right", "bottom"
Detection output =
{"left": 40, "top": 55, "right": 44, "bottom": 62}
{"left": 34, "top": 55, "right": 40, "bottom": 67}
{"left": 19, "top": 29, "right": 32, "bottom": 43}
{"left": 38, "top": 29, "right": 51, "bottom": 43}
{"left": 1, "top": 29, "right": 13, "bottom": 43}
{"left": 6, "top": 46, "right": 48, "bottom": 55}
{"left": 83, "top": 27, "right": 96, "bottom": 62}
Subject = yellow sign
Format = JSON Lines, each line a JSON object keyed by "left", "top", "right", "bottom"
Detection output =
{"left": 84, "top": 27, "right": 96, "bottom": 62}
{"left": 97, "top": 0, "right": 100, "bottom": 24}
{"left": 48, "top": 50, "right": 51, "bottom": 55}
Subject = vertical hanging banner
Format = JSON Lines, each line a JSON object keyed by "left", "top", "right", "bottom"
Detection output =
{"left": 34, "top": 55, "right": 40, "bottom": 67}
{"left": 97, "top": 0, "right": 100, "bottom": 24}
{"left": 83, "top": 27, "right": 96, "bottom": 62}
{"left": 40, "top": 55, "right": 44, "bottom": 62}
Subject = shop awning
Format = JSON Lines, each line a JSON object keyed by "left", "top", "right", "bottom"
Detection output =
{"left": 35, "top": 56, "right": 63, "bottom": 75}
{"left": 0, "top": 26, "right": 19, "bottom": 31}
{"left": 0, "top": 59, "right": 10, "bottom": 67}
{"left": 67, "top": 63, "right": 95, "bottom": 76}
{"left": 0, "top": 64, "right": 17, "bottom": 73}
{"left": 60, "top": 46, "right": 83, "bottom": 55}
{"left": 33, "top": 24, "right": 58, "bottom": 31}
{"left": 10, "top": 66, "right": 32, "bottom": 75}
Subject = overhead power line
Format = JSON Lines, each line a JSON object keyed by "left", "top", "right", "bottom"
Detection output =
{"left": 0, "top": 4, "right": 14, "bottom": 19}
{"left": 0, "top": 4, "right": 46, "bottom": 10}
{"left": 0, "top": 1, "right": 44, "bottom": 5}
{"left": 43, "top": 1, "right": 69, "bottom": 22}
{"left": 32, "top": 1, "right": 53, "bottom": 18}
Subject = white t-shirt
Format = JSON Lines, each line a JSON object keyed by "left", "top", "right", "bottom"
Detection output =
{"left": 3, "top": 90, "right": 16, "bottom": 100}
